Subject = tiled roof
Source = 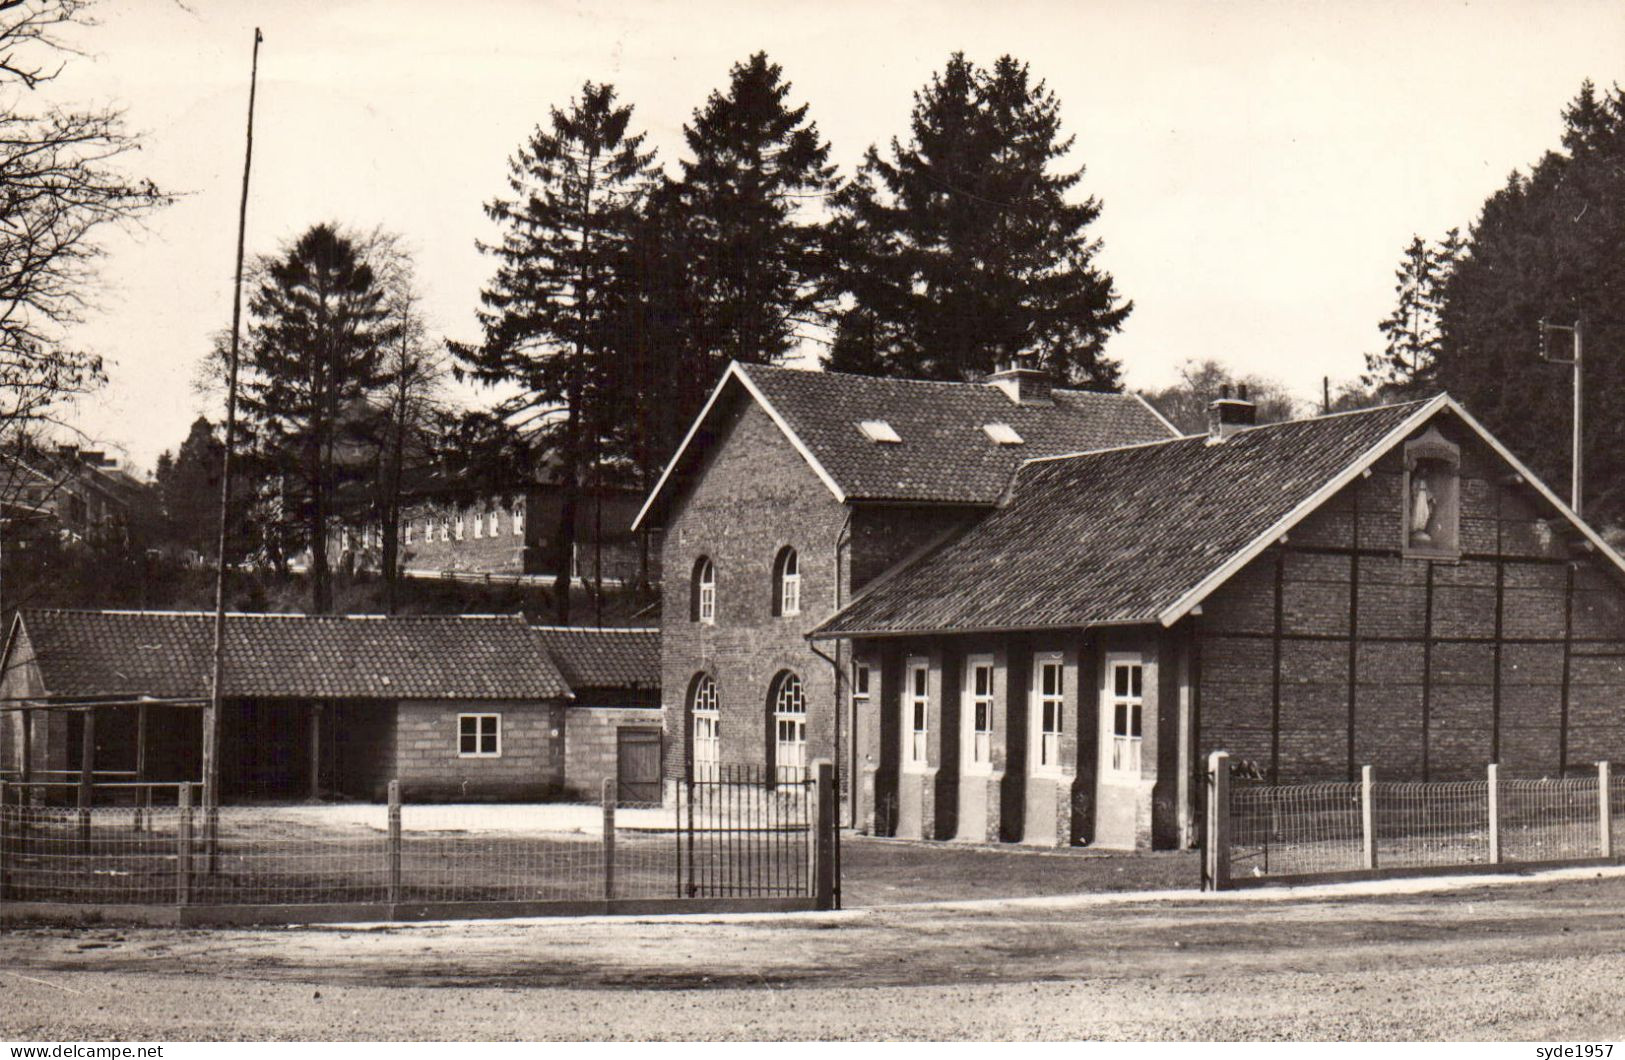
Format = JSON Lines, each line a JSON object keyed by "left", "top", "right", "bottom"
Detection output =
{"left": 635, "top": 363, "right": 1177, "bottom": 526}
{"left": 531, "top": 626, "right": 659, "bottom": 690}
{"left": 7, "top": 610, "right": 571, "bottom": 701}
{"left": 817, "top": 400, "right": 1437, "bottom": 637}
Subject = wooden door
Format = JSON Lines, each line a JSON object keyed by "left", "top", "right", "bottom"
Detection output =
{"left": 616, "top": 727, "right": 663, "bottom": 805}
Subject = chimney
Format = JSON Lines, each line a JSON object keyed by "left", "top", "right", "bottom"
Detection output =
{"left": 987, "top": 361, "right": 1053, "bottom": 406}
{"left": 1207, "top": 383, "right": 1256, "bottom": 442}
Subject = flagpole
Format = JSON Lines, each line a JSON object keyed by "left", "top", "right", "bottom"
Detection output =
{"left": 204, "top": 27, "right": 264, "bottom": 831}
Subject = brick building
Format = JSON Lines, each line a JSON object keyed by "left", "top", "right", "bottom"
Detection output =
{"left": 1, "top": 610, "right": 660, "bottom": 804}
{"left": 813, "top": 392, "right": 1625, "bottom": 849}
{"left": 632, "top": 361, "right": 1177, "bottom": 812}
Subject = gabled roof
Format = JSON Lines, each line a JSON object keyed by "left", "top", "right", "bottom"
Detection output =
{"left": 2, "top": 610, "right": 571, "bottom": 701}
{"left": 633, "top": 362, "right": 1177, "bottom": 528}
{"left": 814, "top": 396, "right": 1625, "bottom": 639}
{"left": 531, "top": 625, "right": 659, "bottom": 690}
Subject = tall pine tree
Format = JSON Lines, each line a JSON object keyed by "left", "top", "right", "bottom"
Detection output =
{"left": 452, "top": 82, "right": 657, "bottom": 623}
{"left": 1434, "top": 81, "right": 1625, "bottom": 523}
{"left": 1364, "top": 230, "right": 1462, "bottom": 395}
{"left": 673, "top": 52, "right": 837, "bottom": 371}
{"left": 828, "top": 53, "right": 1130, "bottom": 386}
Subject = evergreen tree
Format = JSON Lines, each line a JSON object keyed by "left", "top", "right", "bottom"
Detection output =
{"left": 239, "top": 223, "right": 395, "bottom": 613}
{"left": 452, "top": 82, "right": 657, "bottom": 623}
{"left": 673, "top": 52, "right": 837, "bottom": 370}
{"left": 154, "top": 417, "right": 230, "bottom": 560}
{"left": 1365, "top": 230, "right": 1462, "bottom": 395}
{"left": 1434, "top": 81, "right": 1625, "bottom": 523}
{"left": 828, "top": 53, "right": 1130, "bottom": 386}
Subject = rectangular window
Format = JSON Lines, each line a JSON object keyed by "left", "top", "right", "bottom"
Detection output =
{"left": 458, "top": 714, "right": 501, "bottom": 758}
{"left": 489, "top": 511, "right": 500, "bottom": 536}
{"left": 964, "top": 656, "right": 995, "bottom": 772}
{"left": 903, "top": 660, "right": 929, "bottom": 771}
{"left": 1031, "top": 654, "right": 1065, "bottom": 775}
{"left": 404, "top": 522, "right": 414, "bottom": 545}
{"left": 454, "top": 514, "right": 465, "bottom": 541}
{"left": 781, "top": 566, "right": 800, "bottom": 616}
{"left": 473, "top": 513, "right": 484, "bottom": 538}
{"left": 512, "top": 506, "right": 524, "bottom": 536}
{"left": 692, "top": 711, "right": 720, "bottom": 783}
{"left": 1106, "top": 656, "right": 1144, "bottom": 774}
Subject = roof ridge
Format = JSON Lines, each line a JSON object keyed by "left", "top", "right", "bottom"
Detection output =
{"left": 530, "top": 625, "right": 657, "bottom": 634}
{"left": 739, "top": 360, "right": 1132, "bottom": 400}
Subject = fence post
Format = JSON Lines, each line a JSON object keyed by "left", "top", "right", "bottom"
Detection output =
{"left": 1361, "top": 765, "right": 1377, "bottom": 870}
{"left": 176, "top": 782, "right": 193, "bottom": 907}
{"left": 1487, "top": 763, "right": 1501, "bottom": 865}
{"left": 387, "top": 779, "right": 402, "bottom": 905}
{"left": 602, "top": 777, "right": 616, "bottom": 902}
{"left": 1205, "top": 751, "right": 1230, "bottom": 891}
{"left": 1599, "top": 762, "right": 1612, "bottom": 859}
{"left": 812, "top": 759, "right": 835, "bottom": 910}
{"left": 0, "top": 779, "right": 8, "bottom": 902}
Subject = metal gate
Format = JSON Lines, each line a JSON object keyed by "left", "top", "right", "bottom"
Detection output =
{"left": 615, "top": 727, "right": 663, "bottom": 805}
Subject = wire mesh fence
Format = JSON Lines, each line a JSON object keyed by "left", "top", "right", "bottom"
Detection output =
{"left": 1212, "top": 755, "right": 1620, "bottom": 888}
{"left": 0, "top": 769, "right": 826, "bottom": 911}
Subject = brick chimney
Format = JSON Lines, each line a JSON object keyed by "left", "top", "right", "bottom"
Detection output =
{"left": 1207, "top": 383, "right": 1256, "bottom": 442}
{"left": 988, "top": 362, "right": 1053, "bottom": 406}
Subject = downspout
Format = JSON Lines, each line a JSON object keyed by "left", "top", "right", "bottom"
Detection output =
{"left": 806, "top": 506, "right": 852, "bottom": 909}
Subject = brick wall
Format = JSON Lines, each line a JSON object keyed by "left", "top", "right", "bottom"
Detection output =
{"left": 659, "top": 399, "right": 850, "bottom": 783}
{"left": 562, "top": 706, "right": 662, "bottom": 800}
{"left": 1198, "top": 420, "right": 1625, "bottom": 783}
{"left": 392, "top": 698, "right": 566, "bottom": 800}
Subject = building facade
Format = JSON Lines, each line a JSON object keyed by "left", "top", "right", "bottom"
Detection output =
{"left": 634, "top": 361, "right": 1178, "bottom": 811}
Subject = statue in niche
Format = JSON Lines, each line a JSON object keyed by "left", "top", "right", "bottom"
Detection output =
{"left": 1410, "top": 471, "right": 1435, "bottom": 545}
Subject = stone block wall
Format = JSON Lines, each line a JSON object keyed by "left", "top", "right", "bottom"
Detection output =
{"left": 392, "top": 698, "right": 566, "bottom": 801}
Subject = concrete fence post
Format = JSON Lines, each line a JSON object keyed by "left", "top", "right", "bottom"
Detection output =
{"left": 812, "top": 759, "right": 836, "bottom": 910}
{"left": 387, "top": 779, "right": 402, "bottom": 905}
{"left": 602, "top": 777, "right": 616, "bottom": 902}
{"left": 1205, "top": 751, "right": 1231, "bottom": 891}
{"left": 1599, "top": 762, "right": 1612, "bottom": 859}
{"left": 176, "top": 782, "right": 193, "bottom": 907}
{"left": 1487, "top": 763, "right": 1501, "bottom": 865}
{"left": 1361, "top": 765, "right": 1377, "bottom": 871}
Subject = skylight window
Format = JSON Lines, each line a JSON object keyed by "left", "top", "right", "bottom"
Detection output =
{"left": 858, "top": 419, "right": 902, "bottom": 444}
{"left": 983, "top": 422, "right": 1024, "bottom": 445}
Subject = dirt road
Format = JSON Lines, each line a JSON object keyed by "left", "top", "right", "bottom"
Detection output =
{"left": 5, "top": 870, "right": 1625, "bottom": 1040}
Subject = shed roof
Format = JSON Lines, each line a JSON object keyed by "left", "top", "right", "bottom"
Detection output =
{"left": 815, "top": 396, "right": 1581, "bottom": 638}
{"left": 634, "top": 362, "right": 1176, "bottom": 527}
{"left": 3, "top": 610, "right": 571, "bottom": 701}
{"left": 530, "top": 626, "right": 659, "bottom": 690}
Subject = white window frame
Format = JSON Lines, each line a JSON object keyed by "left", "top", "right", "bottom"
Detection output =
{"left": 962, "top": 654, "right": 995, "bottom": 774}
{"left": 488, "top": 510, "right": 500, "bottom": 536}
{"left": 779, "top": 548, "right": 800, "bottom": 617}
{"left": 691, "top": 675, "right": 720, "bottom": 783}
{"left": 1102, "top": 652, "right": 1144, "bottom": 777}
{"left": 457, "top": 713, "right": 501, "bottom": 758}
{"left": 772, "top": 673, "right": 807, "bottom": 783}
{"left": 902, "top": 658, "right": 930, "bottom": 773}
{"left": 512, "top": 505, "right": 524, "bottom": 536}
{"left": 454, "top": 513, "right": 465, "bottom": 541}
{"left": 1029, "top": 652, "right": 1066, "bottom": 777}
{"left": 696, "top": 558, "right": 716, "bottom": 625}
{"left": 473, "top": 511, "right": 484, "bottom": 538}
{"left": 404, "top": 522, "right": 414, "bottom": 545}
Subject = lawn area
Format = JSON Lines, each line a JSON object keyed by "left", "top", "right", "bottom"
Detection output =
{"left": 838, "top": 833, "right": 1199, "bottom": 906}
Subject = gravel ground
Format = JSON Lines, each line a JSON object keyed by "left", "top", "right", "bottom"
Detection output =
{"left": 5, "top": 869, "right": 1625, "bottom": 1040}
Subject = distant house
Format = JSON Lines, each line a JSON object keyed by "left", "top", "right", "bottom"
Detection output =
{"left": 0, "top": 610, "right": 661, "bottom": 804}
{"left": 0, "top": 446, "right": 145, "bottom": 551}
{"left": 632, "top": 361, "right": 1178, "bottom": 807}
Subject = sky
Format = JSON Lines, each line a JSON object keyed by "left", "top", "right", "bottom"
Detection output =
{"left": 38, "top": 0, "right": 1625, "bottom": 474}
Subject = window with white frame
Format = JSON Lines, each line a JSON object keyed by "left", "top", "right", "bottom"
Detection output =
{"left": 1031, "top": 654, "right": 1064, "bottom": 775}
{"left": 774, "top": 546, "right": 800, "bottom": 617}
{"left": 454, "top": 513, "right": 465, "bottom": 541}
{"left": 690, "top": 674, "right": 720, "bottom": 782}
{"left": 903, "top": 660, "right": 930, "bottom": 771}
{"left": 771, "top": 672, "right": 807, "bottom": 783}
{"left": 438, "top": 517, "right": 449, "bottom": 542}
{"left": 692, "top": 556, "right": 716, "bottom": 624}
{"left": 458, "top": 713, "right": 501, "bottom": 757}
{"left": 1105, "top": 655, "right": 1143, "bottom": 774}
{"left": 512, "top": 505, "right": 524, "bottom": 536}
{"left": 473, "top": 511, "right": 484, "bottom": 538}
{"left": 964, "top": 656, "right": 995, "bottom": 772}
{"left": 404, "top": 522, "right": 414, "bottom": 545}
{"left": 488, "top": 510, "right": 500, "bottom": 536}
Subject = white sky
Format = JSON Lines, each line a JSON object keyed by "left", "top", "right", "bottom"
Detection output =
{"left": 46, "top": 0, "right": 1625, "bottom": 473}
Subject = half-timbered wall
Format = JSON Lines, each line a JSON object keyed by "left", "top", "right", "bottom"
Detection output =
{"left": 1198, "top": 421, "right": 1625, "bottom": 783}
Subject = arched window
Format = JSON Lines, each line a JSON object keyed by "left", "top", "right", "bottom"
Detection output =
{"left": 769, "top": 671, "right": 807, "bottom": 783}
{"left": 691, "top": 556, "right": 716, "bottom": 624}
{"left": 772, "top": 546, "right": 801, "bottom": 617}
{"left": 689, "top": 674, "right": 720, "bottom": 782}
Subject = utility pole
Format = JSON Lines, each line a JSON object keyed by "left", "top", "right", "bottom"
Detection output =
{"left": 204, "top": 28, "right": 264, "bottom": 824}
{"left": 1538, "top": 317, "right": 1583, "bottom": 516}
